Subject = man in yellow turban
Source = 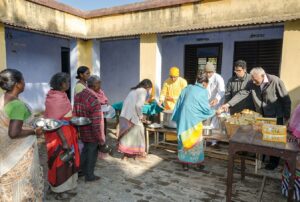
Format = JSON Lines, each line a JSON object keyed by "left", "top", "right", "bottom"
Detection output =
{"left": 159, "top": 67, "right": 187, "bottom": 141}
{"left": 159, "top": 67, "right": 187, "bottom": 110}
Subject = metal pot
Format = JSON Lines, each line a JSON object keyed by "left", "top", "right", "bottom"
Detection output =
{"left": 162, "top": 110, "right": 177, "bottom": 128}
{"left": 203, "top": 126, "right": 213, "bottom": 136}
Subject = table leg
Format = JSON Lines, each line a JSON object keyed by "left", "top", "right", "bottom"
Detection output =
{"left": 241, "top": 156, "right": 245, "bottom": 181}
{"left": 226, "top": 149, "right": 235, "bottom": 202}
{"left": 155, "top": 132, "right": 158, "bottom": 145}
{"left": 146, "top": 130, "right": 149, "bottom": 154}
{"left": 287, "top": 159, "right": 296, "bottom": 202}
{"left": 255, "top": 153, "right": 262, "bottom": 174}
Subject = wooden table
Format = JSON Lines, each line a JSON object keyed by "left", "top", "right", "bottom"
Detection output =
{"left": 145, "top": 127, "right": 177, "bottom": 153}
{"left": 145, "top": 126, "right": 229, "bottom": 153}
{"left": 226, "top": 127, "right": 300, "bottom": 202}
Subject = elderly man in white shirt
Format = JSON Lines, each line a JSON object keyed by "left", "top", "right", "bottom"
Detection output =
{"left": 204, "top": 62, "right": 225, "bottom": 147}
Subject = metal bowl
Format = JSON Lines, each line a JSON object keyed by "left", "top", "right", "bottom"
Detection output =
{"left": 33, "top": 118, "right": 63, "bottom": 131}
{"left": 70, "top": 117, "right": 91, "bottom": 126}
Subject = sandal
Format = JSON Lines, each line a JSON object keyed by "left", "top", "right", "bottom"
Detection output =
{"left": 55, "top": 192, "right": 71, "bottom": 200}
{"left": 182, "top": 164, "right": 189, "bottom": 171}
{"left": 194, "top": 164, "right": 205, "bottom": 171}
{"left": 67, "top": 189, "right": 77, "bottom": 196}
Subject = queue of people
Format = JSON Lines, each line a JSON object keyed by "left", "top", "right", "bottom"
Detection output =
{"left": 0, "top": 58, "right": 297, "bottom": 201}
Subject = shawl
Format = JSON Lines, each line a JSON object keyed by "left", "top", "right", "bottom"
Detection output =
{"left": 44, "top": 90, "right": 72, "bottom": 120}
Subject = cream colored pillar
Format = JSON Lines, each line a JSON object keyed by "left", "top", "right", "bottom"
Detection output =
{"left": 0, "top": 23, "right": 6, "bottom": 71}
{"left": 77, "top": 39, "right": 93, "bottom": 73}
{"left": 140, "top": 34, "right": 162, "bottom": 98}
{"left": 70, "top": 39, "right": 99, "bottom": 104}
{"left": 281, "top": 20, "right": 300, "bottom": 111}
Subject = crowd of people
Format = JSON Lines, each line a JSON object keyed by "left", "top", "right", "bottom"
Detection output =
{"left": 0, "top": 59, "right": 299, "bottom": 201}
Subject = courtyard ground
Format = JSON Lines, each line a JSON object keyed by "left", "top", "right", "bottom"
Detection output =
{"left": 39, "top": 123, "right": 286, "bottom": 202}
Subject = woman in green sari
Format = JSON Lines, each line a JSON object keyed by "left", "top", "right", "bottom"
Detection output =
{"left": 0, "top": 69, "right": 44, "bottom": 201}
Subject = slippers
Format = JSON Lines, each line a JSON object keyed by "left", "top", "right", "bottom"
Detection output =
{"left": 66, "top": 189, "right": 77, "bottom": 196}
{"left": 182, "top": 164, "right": 189, "bottom": 171}
{"left": 85, "top": 175, "right": 101, "bottom": 182}
{"left": 55, "top": 192, "right": 71, "bottom": 200}
{"left": 194, "top": 164, "right": 205, "bottom": 172}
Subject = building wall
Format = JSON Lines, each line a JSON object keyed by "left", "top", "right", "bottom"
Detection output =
{"left": 1, "top": 0, "right": 300, "bottom": 39}
{"left": 86, "top": 0, "right": 300, "bottom": 38}
{"left": 281, "top": 20, "right": 300, "bottom": 110}
{"left": 5, "top": 28, "right": 70, "bottom": 111}
{"left": 0, "top": 23, "right": 6, "bottom": 71}
{"left": 161, "top": 26, "right": 284, "bottom": 84}
{"left": 100, "top": 39, "right": 140, "bottom": 104}
{"left": 0, "top": 0, "right": 86, "bottom": 38}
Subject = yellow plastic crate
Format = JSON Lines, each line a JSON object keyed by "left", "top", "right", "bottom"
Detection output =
{"left": 262, "top": 124, "right": 287, "bottom": 143}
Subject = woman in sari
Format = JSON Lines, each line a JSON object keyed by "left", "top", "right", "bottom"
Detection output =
{"left": 118, "top": 79, "right": 152, "bottom": 159}
{"left": 74, "top": 66, "right": 90, "bottom": 95}
{"left": 0, "top": 69, "right": 44, "bottom": 201}
{"left": 44, "top": 73, "right": 80, "bottom": 200}
{"left": 93, "top": 76, "right": 111, "bottom": 159}
{"left": 172, "top": 74, "right": 221, "bottom": 171}
{"left": 282, "top": 104, "right": 300, "bottom": 200}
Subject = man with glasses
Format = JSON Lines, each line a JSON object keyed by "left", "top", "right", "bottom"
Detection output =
{"left": 225, "top": 60, "right": 254, "bottom": 115}
{"left": 222, "top": 67, "right": 291, "bottom": 170}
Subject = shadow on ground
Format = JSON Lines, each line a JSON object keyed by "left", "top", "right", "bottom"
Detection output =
{"left": 38, "top": 121, "right": 286, "bottom": 202}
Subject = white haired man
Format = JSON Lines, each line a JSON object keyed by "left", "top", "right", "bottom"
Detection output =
{"left": 222, "top": 67, "right": 291, "bottom": 170}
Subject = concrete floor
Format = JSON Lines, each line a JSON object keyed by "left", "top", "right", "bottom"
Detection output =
{"left": 39, "top": 125, "right": 286, "bottom": 202}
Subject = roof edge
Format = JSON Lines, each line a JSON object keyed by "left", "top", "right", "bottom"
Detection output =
{"left": 86, "top": 0, "right": 201, "bottom": 18}
{"left": 25, "top": 0, "right": 201, "bottom": 19}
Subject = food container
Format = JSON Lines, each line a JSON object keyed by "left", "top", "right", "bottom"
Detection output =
{"left": 162, "top": 110, "right": 177, "bottom": 128}
{"left": 262, "top": 124, "right": 287, "bottom": 143}
{"left": 224, "top": 122, "right": 240, "bottom": 138}
{"left": 203, "top": 126, "right": 213, "bottom": 136}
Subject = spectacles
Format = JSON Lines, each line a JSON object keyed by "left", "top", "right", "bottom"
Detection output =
{"left": 234, "top": 69, "right": 243, "bottom": 72}
{"left": 170, "top": 76, "right": 178, "bottom": 79}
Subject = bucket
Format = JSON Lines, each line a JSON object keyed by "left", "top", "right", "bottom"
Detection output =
{"left": 162, "top": 110, "right": 177, "bottom": 128}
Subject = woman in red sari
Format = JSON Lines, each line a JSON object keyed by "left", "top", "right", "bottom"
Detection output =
{"left": 44, "top": 73, "right": 80, "bottom": 200}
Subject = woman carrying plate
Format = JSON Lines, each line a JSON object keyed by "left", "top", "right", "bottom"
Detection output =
{"left": 44, "top": 72, "right": 80, "bottom": 200}
{"left": 0, "top": 69, "right": 44, "bottom": 201}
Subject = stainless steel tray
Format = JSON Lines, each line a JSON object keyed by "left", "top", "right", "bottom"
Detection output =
{"left": 33, "top": 118, "right": 63, "bottom": 131}
{"left": 70, "top": 117, "right": 91, "bottom": 126}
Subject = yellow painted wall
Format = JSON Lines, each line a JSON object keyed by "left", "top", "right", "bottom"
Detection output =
{"left": 0, "top": 0, "right": 86, "bottom": 38}
{"left": 0, "top": 23, "right": 6, "bottom": 71}
{"left": 86, "top": 0, "right": 300, "bottom": 38}
{"left": 77, "top": 39, "right": 93, "bottom": 73}
{"left": 1, "top": 0, "right": 300, "bottom": 39}
{"left": 281, "top": 20, "right": 300, "bottom": 111}
{"left": 140, "top": 34, "right": 158, "bottom": 97}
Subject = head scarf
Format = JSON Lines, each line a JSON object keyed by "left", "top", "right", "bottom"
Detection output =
{"left": 169, "top": 67, "right": 180, "bottom": 77}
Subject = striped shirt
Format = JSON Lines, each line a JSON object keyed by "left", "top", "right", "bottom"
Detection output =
{"left": 73, "top": 88, "right": 102, "bottom": 143}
